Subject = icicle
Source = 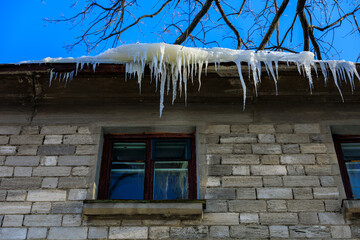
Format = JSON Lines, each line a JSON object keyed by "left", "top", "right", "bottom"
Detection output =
{"left": 327, "top": 60, "right": 344, "bottom": 101}
{"left": 234, "top": 59, "right": 247, "bottom": 110}
{"left": 49, "top": 69, "right": 54, "bottom": 87}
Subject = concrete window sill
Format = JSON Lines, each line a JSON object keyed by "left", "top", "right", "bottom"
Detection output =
{"left": 82, "top": 200, "right": 205, "bottom": 220}
{"left": 344, "top": 200, "right": 360, "bottom": 219}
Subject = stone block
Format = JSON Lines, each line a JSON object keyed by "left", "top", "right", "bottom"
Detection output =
{"left": 300, "top": 143, "right": 327, "bottom": 153}
{"left": 249, "top": 124, "right": 275, "bottom": 133}
{"left": 5, "top": 156, "right": 40, "bottom": 166}
{"left": 0, "top": 202, "right": 31, "bottom": 214}
{"left": 142, "top": 220, "right": 180, "bottom": 226}
{"left": 305, "top": 165, "right": 332, "bottom": 175}
{"left": 1, "top": 177, "right": 41, "bottom": 189}
{"left": 109, "top": 227, "right": 148, "bottom": 239}
{"left": 318, "top": 212, "right": 345, "bottom": 224}
{"left": 149, "top": 227, "right": 169, "bottom": 239}
{"left": 280, "top": 154, "right": 315, "bottom": 164}
{"left": 38, "top": 145, "right": 76, "bottom": 155}
{"left": 299, "top": 212, "right": 319, "bottom": 224}
{"left": 170, "top": 226, "right": 208, "bottom": 239}
{"left": 42, "top": 177, "right": 58, "bottom": 188}
{"left": 251, "top": 165, "right": 287, "bottom": 175}
{"left": 331, "top": 226, "right": 351, "bottom": 238}
{"left": 203, "top": 213, "right": 239, "bottom": 225}
{"left": 88, "top": 227, "right": 108, "bottom": 239}
{"left": 76, "top": 145, "right": 98, "bottom": 155}
{"left": 258, "top": 134, "right": 275, "bottom": 143}
{"left": 52, "top": 202, "right": 83, "bottom": 214}
{"left": 294, "top": 124, "right": 320, "bottom": 133}
{"left": 18, "top": 145, "right": 39, "bottom": 155}
{"left": 41, "top": 125, "right": 77, "bottom": 134}
{"left": 233, "top": 144, "right": 252, "bottom": 154}
{"left": 27, "top": 190, "right": 66, "bottom": 201}
{"left": 228, "top": 200, "right": 266, "bottom": 212}
{"left": 44, "top": 135, "right": 63, "bottom": 144}
{"left": 293, "top": 188, "right": 313, "bottom": 199}
{"left": 209, "top": 226, "right": 229, "bottom": 238}
{"left": 58, "top": 156, "right": 93, "bottom": 166}
{"left": 287, "top": 165, "right": 305, "bottom": 175}
{"left": 283, "top": 176, "right": 320, "bottom": 187}
{"left": 275, "top": 124, "right": 293, "bottom": 133}
{"left": 313, "top": 187, "right": 339, "bottom": 199}
{"left": 282, "top": 144, "right": 300, "bottom": 153}
{"left": 204, "top": 200, "right": 227, "bottom": 213}
{"left": 252, "top": 144, "right": 281, "bottom": 154}
{"left": 0, "top": 136, "right": 9, "bottom": 144}
{"left": 24, "top": 215, "right": 62, "bottom": 226}
{"left": 206, "top": 177, "right": 221, "bottom": 187}
{"left": 320, "top": 176, "right": 336, "bottom": 186}
{"left": 31, "top": 202, "right": 51, "bottom": 213}
{"left": 63, "top": 214, "right": 82, "bottom": 226}
{"left": 231, "top": 125, "right": 248, "bottom": 133}
{"left": 58, "top": 177, "right": 88, "bottom": 188}
{"left": 0, "top": 146, "right": 16, "bottom": 155}
{"left": 232, "top": 166, "right": 250, "bottom": 175}
{"left": 269, "top": 226, "right": 289, "bottom": 238}
{"left": 0, "top": 166, "right": 13, "bottom": 177}
{"left": 310, "top": 134, "right": 332, "bottom": 143}
{"left": 6, "top": 190, "right": 26, "bottom": 201}
{"left": 240, "top": 213, "right": 259, "bottom": 223}
{"left": 222, "top": 154, "right": 259, "bottom": 164}
{"left": 260, "top": 155, "right": 279, "bottom": 164}
{"left": 276, "top": 134, "right": 309, "bottom": 143}
{"left": 267, "top": 200, "right": 287, "bottom": 212}
{"left": 205, "top": 125, "right": 230, "bottom": 134}
{"left": 33, "top": 167, "right": 71, "bottom": 176}
{"left": 230, "top": 225, "right": 269, "bottom": 238}
{"left": 205, "top": 134, "right": 220, "bottom": 144}
{"left": 0, "top": 126, "right": 21, "bottom": 135}
{"left": 27, "top": 228, "right": 47, "bottom": 239}
{"left": 263, "top": 176, "right": 283, "bottom": 186}
{"left": 220, "top": 134, "right": 257, "bottom": 144}
{"left": 21, "top": 126, "right": 39, "bottom": 135}
{"left": 0, "top": 190, "right": 6, "bottom": 201}
{"left": 257, "top": 188, "right": 292, "bottom": 199}
{"left": 68, "top": 189, "right": 87, "bottom": 200}
{"left": 77, "top": 127, "right": 91, "bottom": 134}
{"left": 205, "top": 188, "right": 236, "bottom": 199}
{"left": 317, "top": 154, "right": 337, "bottom": 164}
{"left": 287, "top": 200, "right": 324, "bottom": 212}
{"left": 207, "top": 144, "right": 233, "bottom": 154}
{"left": 208, "top": 165, "right": 232, "bottom": 176}
{"left": 0, "top": 228, "right": 27, "bottom": 240}
{"left": 260, "top": 213, "right": 298, "bottom": 224}
{"left": 2, "top": 215, "right": 24, "bottom": 227}
{"left": 236, "top": 188, "right": 256, "bottom": 199}
{"left": 40, "top": 156, "right": 57, "bottom": 166}
{"left": 63, "top": 135, "right": 95, "bottom": 145}
{"left": 14, "top": 167, "right": 32, "bottom": 177}
{"left": 289, "top": 225, "right": 330, "bottom": 238}
{"left": 206, "top": 155, "right": 220, "bottom": 165}
{"left": 48, "top": 227, "right": 88, "bottom": 239}
{"left": 10, "top": 135, "right": 44, "bottom": 145}
{"left": 222, "top": 176, "right": 262, "bottom": 187}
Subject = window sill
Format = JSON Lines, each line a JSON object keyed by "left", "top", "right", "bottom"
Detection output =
{"left": 82, "top": 200, "right": 205, "bottom": 220}
{"left": 343, "top": 199, "right": 360, "bottom": 219}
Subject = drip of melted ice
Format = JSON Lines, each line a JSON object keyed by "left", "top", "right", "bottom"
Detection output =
{"left": 21, "top": 43, "right": 360, "bottom": 116}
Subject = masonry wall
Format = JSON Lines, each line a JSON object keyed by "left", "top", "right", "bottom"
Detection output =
{"left": 0, "top": 104, "right": 359, "bottom": 239}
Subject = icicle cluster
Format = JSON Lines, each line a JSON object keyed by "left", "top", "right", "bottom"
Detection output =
{"left": 22, "top": 43, "right": 360, "bottom": 116}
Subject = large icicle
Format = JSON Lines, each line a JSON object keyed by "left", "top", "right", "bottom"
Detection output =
{"left": 21, "top": 43, "right": 360, "bottom": 116}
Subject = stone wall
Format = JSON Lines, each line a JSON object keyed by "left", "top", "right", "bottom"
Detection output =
{"left": 0, "top": 122, "right": 357, "bottom": 239}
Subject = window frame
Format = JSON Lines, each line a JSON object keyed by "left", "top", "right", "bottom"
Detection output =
{"left": 333, "top": 134, "right": 360, "bottom": 199}
{"left": 98, "top": 133, "right": 197, "bottom": 200}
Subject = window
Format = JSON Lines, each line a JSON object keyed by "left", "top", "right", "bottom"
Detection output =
{"left": 98, "top": 133, "right": 197, "bottom": 200}
{"left": 333, "top": 135, "right": 360, "bottom": 199}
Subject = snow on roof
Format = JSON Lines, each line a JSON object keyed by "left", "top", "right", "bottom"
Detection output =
{"left": 21, "top": 43, "right": 360, "bottom": 116}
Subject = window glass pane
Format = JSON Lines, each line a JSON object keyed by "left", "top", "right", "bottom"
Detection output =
{"left": 341, "top": 143, "right": 360, "bottom": 198}
{"left": 112, "top": 142, "right": 146, "bottom": 161}
{"left": 152, "top": 139, "right": 191, "bottom": 160}
{"left": 153, "top": 161, "right": 188, "bottom": 200}
{"left": 109, "top": 162, "right": 145, "bottom": 199}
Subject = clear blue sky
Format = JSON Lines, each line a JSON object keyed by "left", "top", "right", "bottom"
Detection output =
{"left": 1, "top": 0, "right": 359, "bottom": 63}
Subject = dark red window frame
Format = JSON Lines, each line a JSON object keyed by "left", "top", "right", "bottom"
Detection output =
{"left": 333, "top": 134, "right": 360, "bottom": 199}
{"left": 98, "top": 133, "right": 197, "bottom": 200}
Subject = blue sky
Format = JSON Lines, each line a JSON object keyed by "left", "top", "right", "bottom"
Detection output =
{"left": 1, "top": 0, "right": 359, "bottom": 63}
